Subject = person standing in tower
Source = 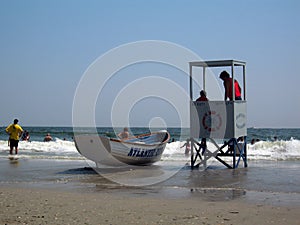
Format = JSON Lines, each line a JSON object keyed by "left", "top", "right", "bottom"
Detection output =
{"left": 219, "top": 71, "right": 242, "bottom": 101}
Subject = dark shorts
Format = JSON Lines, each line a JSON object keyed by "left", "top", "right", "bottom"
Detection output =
{"left": 9, "top": 139, "right": 19, "bottom": 148}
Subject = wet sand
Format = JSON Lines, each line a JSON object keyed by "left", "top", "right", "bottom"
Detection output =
{"left": 0, "top": 159, "right": 299, "bottom": 224}
{"left": 0, "top": 186, "right": 299, "bottom": 225}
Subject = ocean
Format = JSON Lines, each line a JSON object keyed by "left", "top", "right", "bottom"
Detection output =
{"left": 0, "top": 126, "right": 299, "bottom": 206}
{"left": 0, "top": 127, "right": 299, "bottom": 162}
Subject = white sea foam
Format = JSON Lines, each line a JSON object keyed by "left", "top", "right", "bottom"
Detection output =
{"left": 0, "top": 139, "right": 299, "bottom": 161}
{"left": 163, "top": 139, "right": 300, "bottom": 162}
{"left": 247, "top": 139, "right": 300, "bottom": 160}
{"left": 0, "top": 139, "right": 81, "bottom": 160}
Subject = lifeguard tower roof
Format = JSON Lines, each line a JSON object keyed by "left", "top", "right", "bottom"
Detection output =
{"left": 189, "top": 60, "right": 246, "bottom": 68}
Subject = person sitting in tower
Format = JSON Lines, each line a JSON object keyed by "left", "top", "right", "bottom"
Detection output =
{"left": 196, "top": 90, "right": 208, "bottom": 101}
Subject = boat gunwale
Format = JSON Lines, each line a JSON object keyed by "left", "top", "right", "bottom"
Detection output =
{"left": 110, "top": 131, "right": 170, "bottom": 147}
{"left": 74, "top": 131, "right": 170, "bottom": 147}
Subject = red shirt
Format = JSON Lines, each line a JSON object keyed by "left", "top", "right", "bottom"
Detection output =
{"left": 196, "top": 96, "right": 208, "bottom": 101}
{"left": 224, "top": 78, "right": 241, "bottom": 100}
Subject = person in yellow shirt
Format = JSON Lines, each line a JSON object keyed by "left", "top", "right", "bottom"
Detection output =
{"left": 5, "top": 119, "right": 23, "bottom": 155}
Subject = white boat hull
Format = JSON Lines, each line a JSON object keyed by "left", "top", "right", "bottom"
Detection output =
{"left": 74, "top": 130, "right": 170, "bottom": 166}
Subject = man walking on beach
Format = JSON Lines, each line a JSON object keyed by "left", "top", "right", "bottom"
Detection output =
{"left": 6, "top": 119, "right": 23, "bottom": 155}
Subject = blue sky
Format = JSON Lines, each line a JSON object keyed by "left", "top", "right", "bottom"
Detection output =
{"left": 0, "top": 0, "right": 299, "bottom": 128}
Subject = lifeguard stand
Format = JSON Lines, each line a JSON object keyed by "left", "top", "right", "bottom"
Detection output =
{"left": 189, "top": 60, "right": 248, "bottom": 169}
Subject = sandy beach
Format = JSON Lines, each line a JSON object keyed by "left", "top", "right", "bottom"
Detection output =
{"left": 0, "top": 158, "right": 299, "bottom": 225}
{"left": 0, "top": 186, "right": 299, "bottom": 225}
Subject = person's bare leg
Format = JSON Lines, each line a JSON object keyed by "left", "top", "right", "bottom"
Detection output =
{"left": 15, "top": 147, "right": 18, "bottom": 155}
